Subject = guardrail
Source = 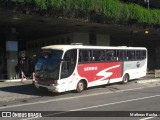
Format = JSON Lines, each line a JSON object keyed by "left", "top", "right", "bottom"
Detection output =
{"left": 0, "top": 71, "right": 33, "bottom": 80}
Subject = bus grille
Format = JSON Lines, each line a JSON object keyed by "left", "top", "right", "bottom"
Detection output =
{"left": 38, "top": 81, "right": 50, "bottom": 86}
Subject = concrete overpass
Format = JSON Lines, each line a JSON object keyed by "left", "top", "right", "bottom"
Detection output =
{"left": 0, "top": 3, "right": 160, "bottom": 79}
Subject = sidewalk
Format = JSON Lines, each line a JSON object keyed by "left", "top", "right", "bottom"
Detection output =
{"left": 0, "top": 77, "right": 32, "bottom": 82}
{"left": 136, "top": 73, "right": 160, "bottom": 83}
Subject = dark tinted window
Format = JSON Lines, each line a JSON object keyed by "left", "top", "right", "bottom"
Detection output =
{"left": 106, "top": 50, "right": 117, "bottom": 61}
{"left": 117, "top": 50, "right": 127, "bottom": 61}
{"left": 61, "top": 49, "right": 77, "bottom": 78}
{"left": 127, "top": 50, "right": 135, "bottom": 60}
{"left": 79, "top": 50, "right": 92, "bottom": 63}
{"left": 136, "top": 50, "right": 146, "bottom": 60}
{"left": 93, "top": 50, "right": 105, "bottom": 62}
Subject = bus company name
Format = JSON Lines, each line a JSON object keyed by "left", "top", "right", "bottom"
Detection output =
{"left": 84, "top": 67, "right": 98, "bottom": 71}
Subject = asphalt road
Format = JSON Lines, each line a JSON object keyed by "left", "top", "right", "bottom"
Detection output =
{"left": 0, "top": 79, "right": 160, "bottom": 120}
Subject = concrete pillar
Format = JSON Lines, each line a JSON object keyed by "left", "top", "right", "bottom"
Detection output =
{"left": 6, "top": 28, "right": 18, "bottom": 79}
{"left": 6, "top": 51, "right": 18, "bottom": 79}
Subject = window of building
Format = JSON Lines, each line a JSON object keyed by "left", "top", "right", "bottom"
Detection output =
{"left": 61, "top": 38, "right": 64, "bottom": 44}
{"left": 89, "top": 33, "right": 96, "bottom": 45}
{"left": 34, "top": 43, "right": 37, "bottom": 48}
{"left": 51, "top": 40, "right": 55, "bottom": 45}
{"left": 56, "top": 40, "right": 59, "bottom": 44}
{"left": 66, "top": 37, "right": 70, "bottom": 44}
{"left": 27, "top": 44, "right": 31, "bottom": 50}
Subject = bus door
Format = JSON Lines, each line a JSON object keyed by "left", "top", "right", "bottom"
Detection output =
{"left": 60, "top": 49, "right": 77, "bottom": 91}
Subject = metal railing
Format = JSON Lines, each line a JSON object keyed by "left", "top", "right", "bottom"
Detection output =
{"left": 0, "top": 71, "right": 33, "bottom": 80}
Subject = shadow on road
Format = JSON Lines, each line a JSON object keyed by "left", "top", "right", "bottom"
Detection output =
{"left": 0, "top": 83, "right": 67, "bottom": 97}
{"left": 0, "top": 74, "right": 157, "bottom": 98}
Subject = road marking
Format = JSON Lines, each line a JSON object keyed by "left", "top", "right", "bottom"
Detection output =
{"left": 0, "top": 86, "right": 159, "bottom": 110}
{"left": 21, "top": 94, "right": 160, "bottom": 120}
{"left": 63, "top": 95, "right": 160, "bottom": 111}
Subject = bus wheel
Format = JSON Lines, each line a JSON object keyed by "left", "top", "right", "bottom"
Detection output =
{"left": 122, "top": 74, "right": 129, "bottom": 84}
{"left": 76, "top": 81, "right": 85, "bottom": 93}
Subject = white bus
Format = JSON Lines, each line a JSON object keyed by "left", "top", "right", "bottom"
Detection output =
{"left": 34, "top": 44, "right": 147, "bottom": 93}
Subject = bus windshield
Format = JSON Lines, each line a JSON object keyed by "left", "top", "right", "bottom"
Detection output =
{"left": 35, "top": 49, "right": 63, "bottom": 80}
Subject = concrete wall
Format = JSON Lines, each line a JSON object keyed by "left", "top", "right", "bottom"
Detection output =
{"left": 26, "top": 32, "right": 110, "bottom": 58}
{"left": 156, "top": 47, "right": 160, "bottom": 69}
{"left": 72, "top": 32, "right": 110, "bottom": 46}
{"left": 73, "top": 32, "right": 89, "bottom": 45}
{"left": 26, "top": 33, "right": 73, "bottom": 57}
{"left": 96, "top": 34, "right": 110, "bottom": 46}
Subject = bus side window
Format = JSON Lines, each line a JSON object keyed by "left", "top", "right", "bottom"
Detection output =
{"left": 61, "top": 49, "right": 77, "bottom": 78}
{"left": 135, "top": 50, "right": 146, "bottom": 60}
{"left": 83, "top": 50, "right": 90, "bottom": 62}
{"left": 140, "top": 50, "right": 146, "bottom": 59}
{"left": 86, "top": 50, "right": 92, "bottom": 62}
{"left": 117, "top": 50, "right": 127, "bottom": 61}
{"left": 79, "top": 50, "right": 91, "bottom": 63}
{"left": 127, "top": 50, "right": 135, "bottom": 60}
{"left": 93, "top": 50, "right": 105, "bottom": 62}
{"left": 106, "top": 50, "right": 116, "bottom": 61}
{"left": 79, "top": 51, "right": 84, "bottom": 62}
{"left": 135, "top": 51, "right": 140, "bottom": 59}
{"left": 99, "top": 50, "right": 105, "bottom": 61}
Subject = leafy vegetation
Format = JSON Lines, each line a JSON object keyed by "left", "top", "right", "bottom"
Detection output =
{"left": 8, "top": 0, "right": 160, "bottom": 25}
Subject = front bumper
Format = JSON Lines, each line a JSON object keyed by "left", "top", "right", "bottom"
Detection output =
{"left": 34, "top": 81, "right": 59, "bottom": 92}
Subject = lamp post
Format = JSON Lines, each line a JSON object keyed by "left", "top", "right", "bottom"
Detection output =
{"left": 144, "top": 0, "right": 149, "bottom": 9}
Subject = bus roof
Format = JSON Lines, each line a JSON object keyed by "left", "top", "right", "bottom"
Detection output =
{"left": 42, "top": 44, "right": 147, "bottom": 51}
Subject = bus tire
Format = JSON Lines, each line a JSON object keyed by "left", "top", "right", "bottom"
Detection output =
{"left": 122, "top": 74, "right": 129, "bottom": 84}
{"left": 76, "top": 80, "right": 85, "bottom": 93}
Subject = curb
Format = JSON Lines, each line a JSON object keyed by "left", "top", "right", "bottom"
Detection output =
{"left": 137, "top": 79, "right": 160, "bottom": 83}
{"left": 0, "top": 79, "right": 32, "bottom": 82}
{"left": 0, "top": 78, "right": 159, "bottom": 83}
